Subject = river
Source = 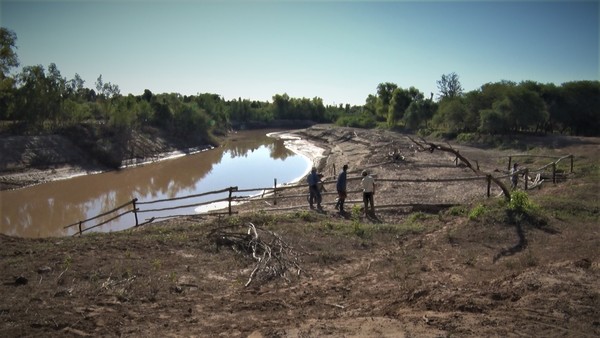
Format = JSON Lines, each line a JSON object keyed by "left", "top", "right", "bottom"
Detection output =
{"left": 0, "top": 129, "right": 321, "bottom": 238}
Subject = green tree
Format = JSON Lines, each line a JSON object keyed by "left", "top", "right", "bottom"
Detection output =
{"left": 15, "top": 65, "right": 44, "bottom": 124}
{"left": 0, "top": 75, "right": 16, "bottom": 120}
{"left": 62, "top": 98, "right": 92, "bottom": 123}
{"left": 66, "top": 73, "right": 86, "bottom": 101}
{"left": 310, "top": 97, "right": 326, "bottom": 122}
{"left": 537, "top": 83, "right": 563, "bottom": 133}
{"left": 142, "top": 89, "right": 153, "bottom": 102}
{"left": 433, "top": 98, "right": 468, "bottom": 133}
{"left": 272, "top": 93, "right": 291, "bottom": 120}
{"left": 172, "top": 102, "right": 210, "bottom": 140}
{"left": 375, "top": 82, "right": 397, "bottom": 121}
{"left": 404, "top": 98, "right": 437, "bottom": 130}
{"left": 479, "top": 108, "right": 508, "bottom": 134}
{"left": 388, "top": 87, "right": 412, "bottom": 127}
{"left": 0, "top": 27, "right": 19, "bottom": 79}
{"left": 560, "top": 81, "right": 600, "bottom": 136}
{"left": 0, "top": 27, "right": 19, "bottom": 119}
{"left": 111, "top": 94, "right": 137, "bottom": 128}
{"left": 95, "top": 74, "right": 121, "bottom": 120}
{"left": 363, "top": 94, "right": 377, "bottom": 117}
{"left": 46, "top": 63, "right": 66, "bottom": 124}
{"left": 507, "top": 86, "right": 548, "bottom": 132}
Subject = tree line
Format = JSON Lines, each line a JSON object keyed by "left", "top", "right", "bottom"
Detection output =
{"left": 1, "top": 27, "right": 598, "bottom": 140}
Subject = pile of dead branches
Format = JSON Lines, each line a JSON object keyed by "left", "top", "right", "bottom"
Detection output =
{"left": 208, "top": 222, "right": 305, "bottom": 287}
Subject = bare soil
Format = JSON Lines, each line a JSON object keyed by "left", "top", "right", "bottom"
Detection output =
{"left": 1, "top": 125, "right": 599, "bottom": 337}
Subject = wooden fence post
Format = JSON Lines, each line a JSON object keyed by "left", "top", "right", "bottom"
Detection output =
{"left": 507, "top": 156, "right": 512, "bottom": 172}
{"left": 570, "top": 155, "right": 574, "bottom": 173}
{"left": 486, "top": 175, "right": 491, "bottom": 197}
{"left": 552, "top": 162, "right": 557, "bottom": 184}
{"left": 273, "top": 178, "right": 277, "bottom": 205}
{"left": 132, "top": 198, "right": 139, "bottom": 227}
{"left": 524, "top": 168, "right": 529, "bottom": 190}
{"left": 228, "top": 187, "right": 233, "bottom": 215}
{"left": 78, "top": 221, "right": 82, "bottom": 236}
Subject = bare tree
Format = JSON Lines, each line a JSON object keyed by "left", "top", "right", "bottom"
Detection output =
{"left": 437, "top": 72, "right": 463, "bottom": 100}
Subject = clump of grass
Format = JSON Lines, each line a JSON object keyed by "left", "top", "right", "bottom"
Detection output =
{"left": 168, "top": 271, "right": 177, "bottom": 283}
{"left": 62, "top": 254, "right": 73, "bottom": 270}
{"left": 353, "top": 222, "right": 366, "bottom": 238}
{"left": 448, "top": 205, "right": 468, "bottom": 217}
{"left": 294, "top": 210, "right": 317, "bottom": 222}
{"left": 468, "top": 204, "right": 488, "bottom": 220}
{"left": 408, "top": 212, "right": 427, "bottom": 223}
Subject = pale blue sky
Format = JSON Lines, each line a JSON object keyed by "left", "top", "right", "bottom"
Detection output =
{"left": 1, "top": 1, "right": 598, "bottom": 105}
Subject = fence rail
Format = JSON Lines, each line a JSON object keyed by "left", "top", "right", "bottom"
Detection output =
{"left": 63, "top": 153, "right": 574, "bottom": 236}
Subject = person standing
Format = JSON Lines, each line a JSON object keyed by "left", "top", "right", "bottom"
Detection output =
{"left": 335, "top": 164, "right": 348, "bottom": 213}
{"left": 510, "top": 163, "right": 519, "bottom": 190}
{"left": 361, "top": 170, "right": 375, "bottom": 216}
{"left": 307, "top": 167, "right": 322, "bottom": 209}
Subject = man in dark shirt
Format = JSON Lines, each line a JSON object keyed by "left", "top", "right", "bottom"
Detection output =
{"left": 335, "top": 164, "right": 348, "bottom": 213}
{"left": 307, "top": 167, "right": 322, "bottom": 209}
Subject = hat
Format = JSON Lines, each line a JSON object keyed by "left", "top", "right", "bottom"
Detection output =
{"left": 362, "top": 170, "right": 368, "bottom": 176}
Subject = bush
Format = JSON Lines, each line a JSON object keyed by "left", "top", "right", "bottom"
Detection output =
{"left": 335, "top": 114, "right": 376, "bottom": 129}
{"left": 468, "top": 204, "right": 487, "bottom": 220}
{"left": 448, "top": 205, "right": 468, "bottom": 216}
{"left": 508, "top": 191, "right": 537, "bottom": 214}
{"left": 456, "top": 132, "right": 478, "bottom": 143}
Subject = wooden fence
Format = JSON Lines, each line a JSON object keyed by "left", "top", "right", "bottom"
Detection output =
{"left": 506, "top": 154, "right": 574, "bottom": 184}
{"left": 63, "top": 153, "right": 574, "bottom": 236}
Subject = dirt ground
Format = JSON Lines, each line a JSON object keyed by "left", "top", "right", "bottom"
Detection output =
{"left": 1, "top": 125, "right": 599, "bottom": 337}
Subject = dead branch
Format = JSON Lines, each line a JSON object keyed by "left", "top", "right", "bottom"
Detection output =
{"left": 208, "top": 222, "right": 304, "bottom": 287}
{"left": 407, "top": 136, "right": 512, "bottom": 200}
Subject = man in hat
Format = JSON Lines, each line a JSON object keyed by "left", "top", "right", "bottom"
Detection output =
{"left": 361, "top": 169, "right": 375, "bottom": 216}
{"left": 335, "top": 164, "right": 349, "bottom": 213}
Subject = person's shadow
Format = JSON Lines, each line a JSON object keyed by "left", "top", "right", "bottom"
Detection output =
{"left": 365, "top": 212, "right": 381, "bottom": 223}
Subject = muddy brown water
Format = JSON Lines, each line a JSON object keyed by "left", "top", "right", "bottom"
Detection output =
{"left": 0, "top": 130, "right": 312, "bottom": 238}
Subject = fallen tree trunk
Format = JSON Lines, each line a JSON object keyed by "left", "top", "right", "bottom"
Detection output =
{"left": 407, "top": 136, "right": 512, "bottom": 200}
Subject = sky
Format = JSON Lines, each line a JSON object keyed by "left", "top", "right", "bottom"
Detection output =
{"left": 1, "top": 0, "right": 598, "bottom": 106}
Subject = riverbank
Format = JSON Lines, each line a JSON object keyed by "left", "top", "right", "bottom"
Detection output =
{"left": 0, "top": 128, "right": 326, "bottom": 191}
{"left": 0, "top": 128, "right": 221, "bottom": 191}
{"left": 1, "top": 125, "right": 598, "bottom": 337}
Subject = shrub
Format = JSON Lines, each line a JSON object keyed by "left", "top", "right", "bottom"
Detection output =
{"left": 508, "top": 191, "right": 537, "bottom": 214}
{"left": 468, "top": 204, "right": 487, "bottom": 220}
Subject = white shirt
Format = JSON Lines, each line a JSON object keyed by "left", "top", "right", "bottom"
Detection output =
{"left": 361, "top": 175, "right": 375, "bottom": 193}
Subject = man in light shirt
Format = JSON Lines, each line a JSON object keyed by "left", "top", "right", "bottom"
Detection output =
{"left": 361, "top": 170, "right": 375, "bottom": 216}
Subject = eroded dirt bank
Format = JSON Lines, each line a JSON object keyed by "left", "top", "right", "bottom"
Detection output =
{"left": 0, "top": 127, "right": 214, "bottom": 191}
{"left": 0, "top": 125, "right": 598, "bottom": 337}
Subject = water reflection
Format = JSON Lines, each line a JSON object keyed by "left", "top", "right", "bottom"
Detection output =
{"left": 0, "top": 130, "right": 309, "bottom": 238}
